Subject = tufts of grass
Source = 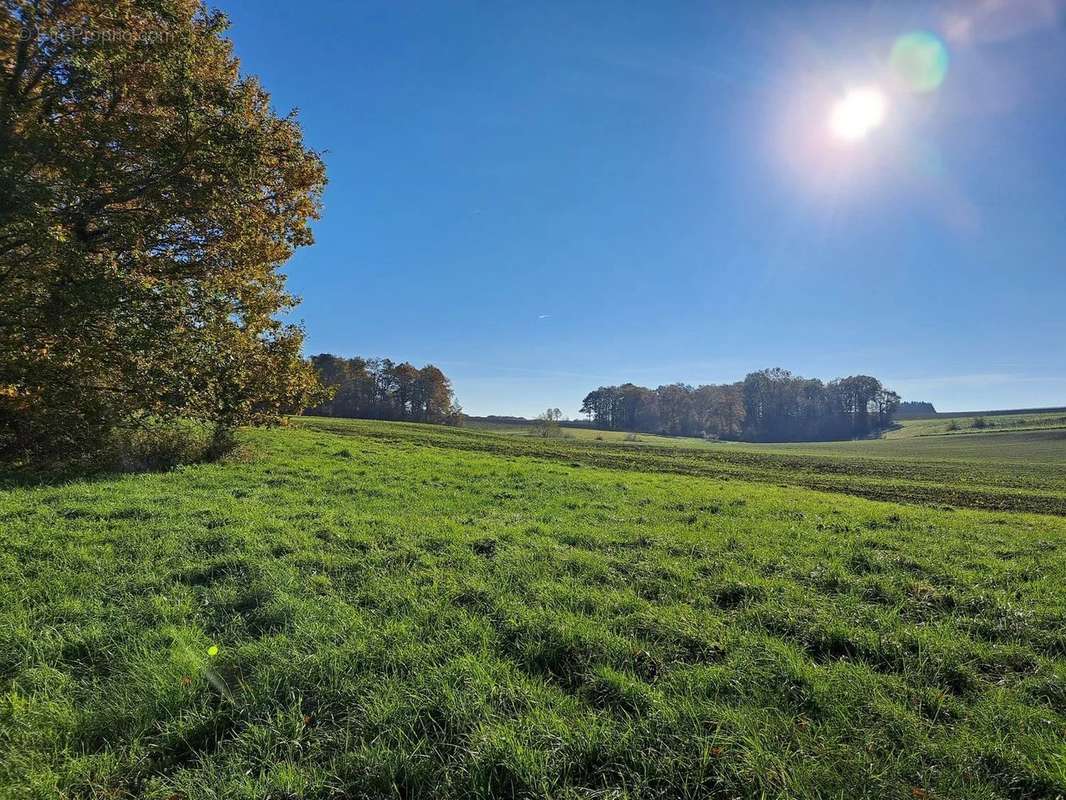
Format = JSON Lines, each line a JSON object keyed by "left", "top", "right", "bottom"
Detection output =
{"left": 0, "top": 419, "right": 1064, "bottom": 798}
{"left": 301, "top": 416, "right": 1066, "bottom": 516}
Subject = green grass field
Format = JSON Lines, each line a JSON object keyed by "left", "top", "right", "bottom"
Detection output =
{"left": 2, "top": 418, "right": 1065, "bottom": 798}
{"left": 469, "top": 408, "right": 1066, "bottom": 448}
{"left": 349, "top": 418, "right": 1066, "bottom": 516}
{"left": 886, "top": 411, "right": 1066, "bottom": 440}
{"left": 464, "top": 420, "right": 719, "bottom": 449}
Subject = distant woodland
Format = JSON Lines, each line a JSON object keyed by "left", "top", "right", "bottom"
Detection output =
{"left": 581, "top": 368, "right": 901, "bottom": 442}
{"left": 307, "top": 355, "right": 462, "bottom": 425}
{"left": 897, "top": 401, "right": 937, "bottom": 417}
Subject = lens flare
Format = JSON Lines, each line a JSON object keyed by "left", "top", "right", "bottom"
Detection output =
{"left": 891, "top": 31, "right": 949, "bottom": 92}
{"left": 828, "top": 87, "right": 887, "bottom": 142}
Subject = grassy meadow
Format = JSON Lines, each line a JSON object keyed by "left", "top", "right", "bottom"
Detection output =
{"left": 468, "top": 408, "right": 1066, "bottom": 451}
{"left": 884, "top": 410, "right": 1066, "bottom": 440}
{"left": 362, "top": 418, "right": 1066, "bottom": 516}
{"left": 2, "top": 418, "right": 1065, "bottom": 798}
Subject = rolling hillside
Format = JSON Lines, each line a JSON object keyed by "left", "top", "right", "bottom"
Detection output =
{"left": 3, "top": 418, "right": 1064, "bottom": 798}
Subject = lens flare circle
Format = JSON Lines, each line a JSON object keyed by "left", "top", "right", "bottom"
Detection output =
{"left": 891, "top": 31, "right": 949, "bottom": 93}
{"left": 828, "top": 86, "right": 887, "bottom": 142}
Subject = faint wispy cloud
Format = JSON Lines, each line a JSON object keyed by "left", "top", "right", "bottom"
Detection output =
{"left": 944, "top": 0, "right": 1066, "bottom": 45}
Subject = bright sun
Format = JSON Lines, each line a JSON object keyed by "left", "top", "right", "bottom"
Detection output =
{"left": 829, "top": 87, "right": 887, "bottom": 142}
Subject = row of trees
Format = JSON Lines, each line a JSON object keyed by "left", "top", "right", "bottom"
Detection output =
{"left": 898, "top": 401, "right": 937, "bottom": 417}
{"left": 307, "top": 355, "right": 462, "bottom": 425}
{"left": 580, "top": 383, "right": 745, "bottom": 438}
{"left": 581, "top": 369, "right": 901, "bottom": 442}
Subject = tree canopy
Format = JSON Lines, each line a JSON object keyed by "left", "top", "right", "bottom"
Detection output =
{"left": 307, "top": 355, "right": 462, "bottom": 426}
{"left": 0, "top": 0, "right": 326, "bottom": 461}
{"left": 581, "top": 369, "right": 901, "bottom": 442}
{"left": 898, "top": 401, "right": 937, "bottom": 418}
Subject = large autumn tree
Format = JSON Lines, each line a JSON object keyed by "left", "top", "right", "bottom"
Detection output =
{"left": 0, "top": 0, "right": 326, "bottom": 460}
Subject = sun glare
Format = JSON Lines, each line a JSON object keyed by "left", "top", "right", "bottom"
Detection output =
{"left": 828, "top": 87, "right": 887, "bottom": 143}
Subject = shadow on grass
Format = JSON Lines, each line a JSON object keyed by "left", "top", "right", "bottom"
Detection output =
{"left": 0, "top": 455, "right": 206, "bottom": 490}
{"left": 0, "top": 428, "right": 242, "bottom": 490}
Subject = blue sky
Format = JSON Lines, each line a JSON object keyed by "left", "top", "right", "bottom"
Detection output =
{"left": 217, "top": 0, "right": 1066, "bottom": 417}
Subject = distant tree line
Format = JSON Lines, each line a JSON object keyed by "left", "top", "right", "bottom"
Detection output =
{"left": 897, "top": 401, "right": 937, "bottom": 418}
{"left": 307, "top": 355, "right": 462, "bottom": 425}
{"left": 581, "top": 383, "right": 745, "bottom": 439}
{"left": 581, "top": 368, "right": 901, "bottom": 442}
